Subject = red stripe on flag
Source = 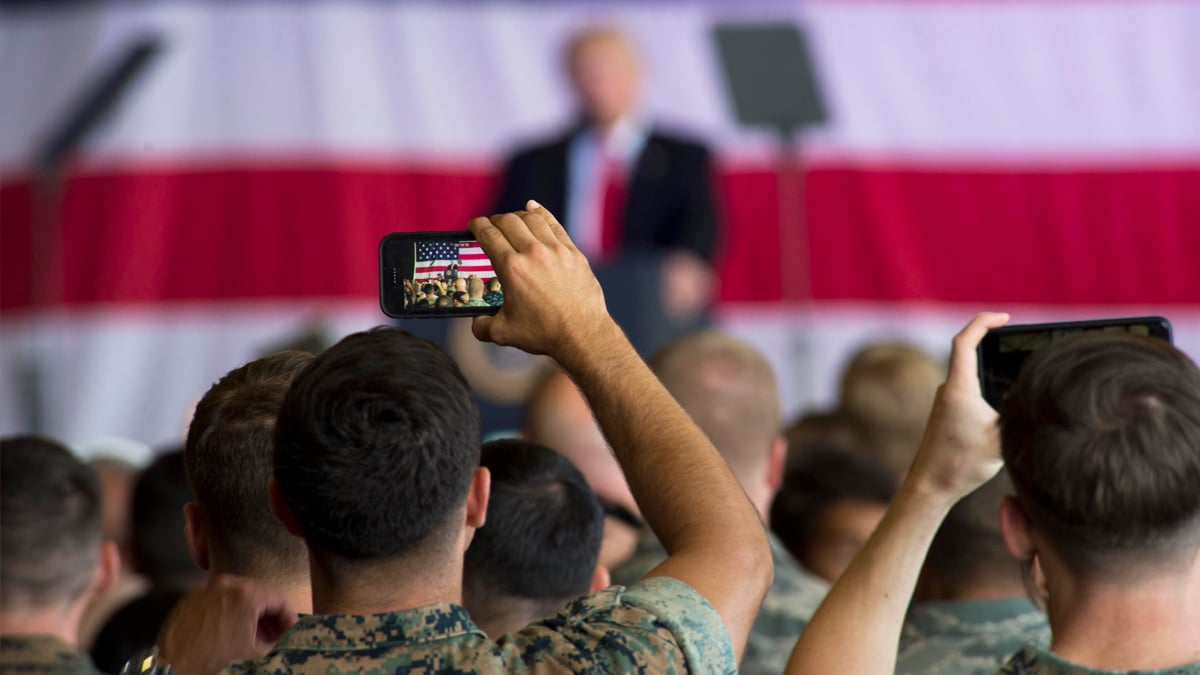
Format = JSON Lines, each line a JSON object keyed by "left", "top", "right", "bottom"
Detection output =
{"left": 2, "top": 161, "right": 1198, "bottom": 312}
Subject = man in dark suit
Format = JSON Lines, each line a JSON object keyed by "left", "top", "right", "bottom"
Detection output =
{"left": 494, "top": 26, "right": 721, "bottom": 338}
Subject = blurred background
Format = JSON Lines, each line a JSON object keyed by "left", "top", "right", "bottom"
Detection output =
{"left": 2, "top": 0, "right": 1198, "bottom": 454}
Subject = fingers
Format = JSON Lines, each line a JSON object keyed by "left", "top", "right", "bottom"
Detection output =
{"left": 489, "top": 212, "right": 541, "bottom": 253}
{"left": 526, "top": 199, "right": 577, "bottom": 249}
{"left": 472, "top": 315, "right": 506, "bottom": 346}
{"left": 949, "top": 312, "right": 1010, "bottom": 385}
{"left": 469, "top": 216, "right": 515, "bottom": 261}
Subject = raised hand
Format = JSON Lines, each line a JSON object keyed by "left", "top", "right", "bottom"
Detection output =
{"left": 469, "top": 201, "right": 612, "bottom": 359}
{"left": 906, "top": 312, "right": 1010, "bottom": 502}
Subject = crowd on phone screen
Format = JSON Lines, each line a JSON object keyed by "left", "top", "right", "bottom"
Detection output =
{"left": 2, "top": 208, "right": 1199, "bottom": 675}
{"left": 406, "top": 275, "right": 504, "bottom": 310}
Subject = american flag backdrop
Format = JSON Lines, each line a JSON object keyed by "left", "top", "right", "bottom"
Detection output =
{"left": 1, "top": 0, "right": 1198, "bottom": 449}
{"left": 414, "top": 241, "right": 495, "bottom": 281}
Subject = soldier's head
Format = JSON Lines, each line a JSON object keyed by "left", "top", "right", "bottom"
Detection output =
{"left": 185, "top": 351, "right": 312, "bottom": 593}
{"left": 919, "top": 471, "right": 1021, "bottom": 601}
{"left": 770, "top": 446, "right": 895, "bottom": 583}
{"left": 271, "top": 328, "right": 488, "bottom": 591}
{"left": 463, "top": 439, "right": 607, "bottom": 637}
{"left": 998, "top": 333, "right": 1200, "bottom": 593}
{"left": 838, "top": 341, "right": 943, "bottom": 480}
{"left": 651, "top": 331, "right": 786, "bottom": 518}
{"left": 1, "top": 435, "right": 119, "bottom": 643}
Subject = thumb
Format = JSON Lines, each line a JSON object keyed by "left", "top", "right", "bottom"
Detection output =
{"left": 472, "top": 315, "right": 496, "bottom": 344}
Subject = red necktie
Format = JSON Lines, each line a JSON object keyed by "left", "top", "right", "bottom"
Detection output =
{"left": 599, "top": 156, "right": 627, "bottom": 260}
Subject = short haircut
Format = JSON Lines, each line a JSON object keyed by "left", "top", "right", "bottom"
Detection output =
{"left": 1001, "top": 333, "right": 1200, "bottom": 577}
{"left": 274, "top": 327, "right": 481, "bottom": 562}
{"left": 464, "top": 440, "right": 603, "bottom": 617}
{"left": 650, "top": 331, "right": 780, "bottom": 481}
{"left": 770, "top": 445, "right": 896, "bottom": 563}
{"left": 838, "top": 341, "right": 944, "bottom": 477}
{"left": 925, "top": 471, "right": 1018, "bottom": 589}
{"left": 1, "top": 435, "right": 103, "bottom": 612}
{"left": 130, "top": 448, "right": 200, "bottom": 584}
{"left": 186, "top": 351, "right": 313, "bottom": 578}
{"left": 468, "top": 276, "right": 485, "bottom": 297}
{"left": 487, "top": 279, "right": 501, "bottom": 292}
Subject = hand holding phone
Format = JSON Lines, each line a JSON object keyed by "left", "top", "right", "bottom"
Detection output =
{"left": 467, "top": 204, "right": 611, "bottom": 358}
{"left": 976, "top": 316, "right": 1172, "bottom": 409}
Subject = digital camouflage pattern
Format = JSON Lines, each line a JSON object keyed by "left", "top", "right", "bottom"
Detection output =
{"left": 896, "top": 598, "right": 1050, "bottom": 675}
{"left": 997, "top": 644, "right": 1200, "bottom": 675}
{"left": 611, "top": 529, "right": 828, "bottom": 675}
{"left": 0, "top": 636, "right": 102, "bottom": 675}
{"left": 225, "top": 577, "right": 735, "bottom": 674}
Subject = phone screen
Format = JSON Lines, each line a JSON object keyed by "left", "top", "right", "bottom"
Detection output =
{"left": 977, "top": 316, "right": 1172, "bottom": 409}
{"left": 379, "top": 232, "right": 502, "bottom": 318}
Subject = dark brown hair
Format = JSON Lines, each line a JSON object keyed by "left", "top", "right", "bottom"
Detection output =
{"left": 186, "top": 351, "right": 313, "bottom": 579}
{"left": 1000, "top": 332, "right": 1200, "bottom": 575}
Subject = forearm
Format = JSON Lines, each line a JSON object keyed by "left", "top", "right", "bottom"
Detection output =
{"left": 785, "top": 482, "right": 955, "bottom": 675}
{"left": 555, "top": 320, "right": 772, "bottom": 650}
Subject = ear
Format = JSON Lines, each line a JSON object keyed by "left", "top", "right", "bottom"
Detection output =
{"left": 1000, "top": 495, "right": 1035, "bottom": 560}
{"left": 268, "top": 478, "right": 305, "bottom": 538}
{"left": 465, "top": 467, "right": 491, "bottom": 530}
{"left": 589, "top": 564, "right": 611, "bottom": 593}
{"left": 183, "top": 502, "right": 211, "bottom": 572}
{"left": 90, "top": 540, "right": 121, "bottom": 601}
{"left": 766, "top": 436, "right": 787, "bottom": 494}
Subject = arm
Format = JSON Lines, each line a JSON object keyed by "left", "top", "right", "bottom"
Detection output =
{"left": 157, "top": 575, "right": 297, "bottom": 675}
{"left": 785, "top": 312, "right": 1010, "bottom": 675}
{"left": 470, "top": 202, "right": 772, "bottom": 660}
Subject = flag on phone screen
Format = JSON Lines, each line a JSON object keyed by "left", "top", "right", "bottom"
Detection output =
{"left": 414, "top": 241, "right": 494, "bottom": 280}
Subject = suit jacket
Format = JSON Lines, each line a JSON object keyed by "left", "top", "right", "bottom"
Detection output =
{"left": 493, "top": 126, "right": 720, "bottom": 262}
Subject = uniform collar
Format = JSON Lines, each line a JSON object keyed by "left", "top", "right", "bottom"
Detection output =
{"left": 275, "top": 603, "right": 487, "bottom": 651}
{"left": 0, "top": 635, "right": 94, "bottom": 672}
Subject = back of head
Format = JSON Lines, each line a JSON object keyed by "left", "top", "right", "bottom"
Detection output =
{"left": 650, "top": 331, "right": 780, "bottom": 483}
{"left": 186, "top": 351, "right": 313, "bottom": 579}
{"left": 1001, "top": 333, "right": 1200, "bottom": 579}
{"left": 770, "top": 446, "right": 896, "bottom": 582}
{"left": 131, "top": 448, "right": 201, "bottom": 587}
{"left": 838, "top": 341, "right": 944, "bottom": 478}
{"left": 463, "top": 439, "right": 604, "bottom": 634}
{"left": 468, "top": 276, "right": 485, "bottom": 298}
{"left": 923, "top": 471, "right": 1020, "bottom": 597}
{"left": 1, "top": 435, "right": 103, "bottom": 615}
{"left": 783, "top": 410, "right": 866, "bottom": 471}
{"left": 274, "top": 327, "right": 480, "bottom": 567}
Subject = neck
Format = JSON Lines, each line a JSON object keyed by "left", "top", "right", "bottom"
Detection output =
{"left": 467, "top": 594, "right": 563, "bottom": 638}
{"left": 1046, "top": 564, "right": 1200, "bottom": 669}
{"left": 0, "top": 602, "right": 85, "bottom": 646}
{"left": 308, "top": 548, "right": 464, "bottom": 616}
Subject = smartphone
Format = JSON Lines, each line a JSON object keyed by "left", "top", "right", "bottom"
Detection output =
{"left": 977, "top": 316, "right": 1172, "bottom": 409}
{"left": 379, "top": 232, "right": 503, "bottom": 318}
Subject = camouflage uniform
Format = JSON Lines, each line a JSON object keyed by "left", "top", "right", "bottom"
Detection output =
{"left": 611, "top": 529, "right": 828, "bottom": 675}
{"left": 0, "top": 636, "right": 103, "bottom": 674}
{"left": 226, "top": 576, "right": 735, "bottom": 674}
{"left": 997, "top": 644, "right": 1200, "bottom": 675}
{"left": 896, "top": 599, "right": 1050, "bottom": 675}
